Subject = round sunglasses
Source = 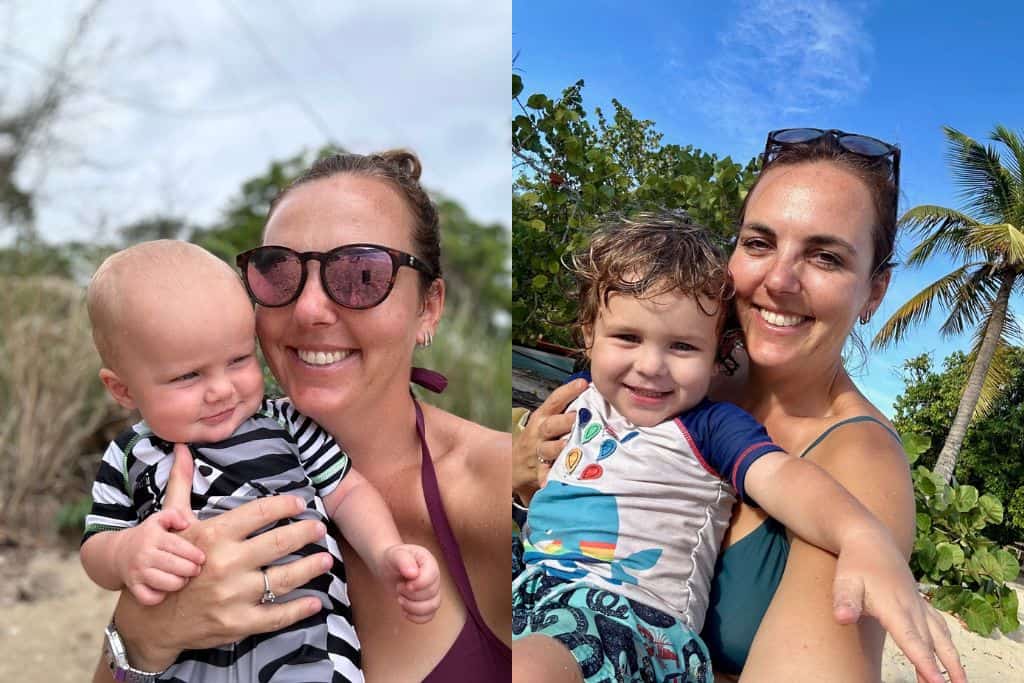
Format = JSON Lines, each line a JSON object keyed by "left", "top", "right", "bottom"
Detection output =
{"left": 236, "top": 243, "right": 437, "bottom": 310}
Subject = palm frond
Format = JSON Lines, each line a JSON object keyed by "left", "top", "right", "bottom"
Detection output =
{"left": 990, "top": 124, "right": 1024, "bottom": 189}
{"left": 872, "top": 265, "right": 974, "bottom": 348}
{"left": 899, "top": 205, "right": 982, "bottom": 265}
{"left": 962, "top": 222, "right": 1024, "bottom": 265}
{"left": 943, "top": 126, "right": 1014, "bottom": 221}
{"left": 938, "top": 266, "right": 1000, "bottom": 336}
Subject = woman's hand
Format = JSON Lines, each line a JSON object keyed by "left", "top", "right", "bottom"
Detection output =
{"left": 113, "top": 444, "right": 332, "bottom": 672}
{"left": 512, "top": 378, "right": 587, "bottom": 503}
{"left": 832, "top": 532, "right": 967, "bottom": 683}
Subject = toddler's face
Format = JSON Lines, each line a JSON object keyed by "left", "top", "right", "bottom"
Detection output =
{"left": 115, "top": 293, "right": 265, "bottom": 444}
{"left": 585, "top": 290, "right": 720, "bottom": 427}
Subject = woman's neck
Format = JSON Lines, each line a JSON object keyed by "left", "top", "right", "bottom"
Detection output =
{"left": 316, "top": 387, "right": 423, "bottom": 478}
{"left": 744, "top": 355, "right": 848, "bottom": 421}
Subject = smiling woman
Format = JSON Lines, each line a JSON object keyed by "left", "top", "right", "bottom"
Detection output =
{"left": 514, "top": 131, "right": 968, "bottom": 683}
{"left": 90, "top": 151, "right": 511, "bottom": 683}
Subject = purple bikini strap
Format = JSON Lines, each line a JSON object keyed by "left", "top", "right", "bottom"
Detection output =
{"left": 415, "top": 398, "right": 503, "bottom": 651}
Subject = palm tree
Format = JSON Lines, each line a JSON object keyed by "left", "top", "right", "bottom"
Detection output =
{"left": 874, "top": 125, "right": 1024, "bottom": 484}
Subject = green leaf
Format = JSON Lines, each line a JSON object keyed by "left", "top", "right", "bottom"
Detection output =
{"left": 978, "top": 494, "right": 1004, "bottom": 524}
{"left": 998, "top": 588, "right": 1020, "bottom": 633}
{"left": 962, "top": 594, "right": 998, "bottom": 635}
{"left": 901, "top": 432, "right": 930, "bottom": 464}
{"left": 526, "top": 93, "right": 549, "bottom": 110}
{"left": 955, "top": 485, "right": 980, "bottom": 512}
{"left": 528, "top": 219, "right": 546, "bottom": 232}
{"left": 915, "top": 512, "right": 932, "bottom": 534}
{"left": 933, "top": 585, "right": 970, "bottom": 612}
{"left": 936, "top": 542, "right": 966, "bottom": 571}
{"left": 995, "top": 548, "right": 1020, "bottom": 583}
{"left": 531, "top": 274, "right": 548, "bottom": 289}
{"left": 977, "top": 548, "right": 1005, "bottom": 580}
{"left": 513, "top": 74, "right": 523, "bottom": 98}
{"left": 916, "top": 467, "right": 937, "bottom": 495}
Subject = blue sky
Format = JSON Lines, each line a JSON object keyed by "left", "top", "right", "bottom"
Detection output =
{"left": 513, "top": 0, "right": 1024, "bottom": 415}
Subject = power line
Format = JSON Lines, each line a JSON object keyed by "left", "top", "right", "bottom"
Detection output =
{"left": 218, "top": 0, "right": 337, "bottom": 144}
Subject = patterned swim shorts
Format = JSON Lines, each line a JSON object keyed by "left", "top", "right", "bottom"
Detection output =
{"left": 512, "top": 568, "right": 712, "bottom": 683}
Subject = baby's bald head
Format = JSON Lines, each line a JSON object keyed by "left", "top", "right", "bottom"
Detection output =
{"left": 87, "top": 240, "right": 251, "bottom": 371}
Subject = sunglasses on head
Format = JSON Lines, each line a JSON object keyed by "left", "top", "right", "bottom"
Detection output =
{"left": 763, "top": 128, "right": 900, "bottom": 188}
{"left": 236, "top": 243, "right": 436, "bottom": 310}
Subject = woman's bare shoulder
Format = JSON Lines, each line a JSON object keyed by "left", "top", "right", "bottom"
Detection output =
{"left": 420, "top": 405, "right": 510, "bottom": 550}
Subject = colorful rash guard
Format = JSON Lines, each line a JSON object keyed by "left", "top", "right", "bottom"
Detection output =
{"left": 83, "top": 397, "right": 361, "bottom": 682}
{"left": 522, "top": 384, "right": 783, "bottom": 631}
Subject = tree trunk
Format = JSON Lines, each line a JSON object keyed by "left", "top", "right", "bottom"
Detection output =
{"left": 933, "top": 271, "right": 1014, "bottom": 483}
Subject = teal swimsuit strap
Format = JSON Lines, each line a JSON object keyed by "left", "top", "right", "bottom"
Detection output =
{"left": 798, "top": 415, "right": 901, "bottom": 459}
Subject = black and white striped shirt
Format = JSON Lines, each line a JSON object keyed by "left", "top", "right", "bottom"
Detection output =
{"left": 85, "top": 397, "right": 362, "bottom": 682}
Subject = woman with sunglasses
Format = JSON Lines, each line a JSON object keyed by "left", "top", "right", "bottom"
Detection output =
{"left": 93, "top": 151, "right": 511, "bottom": 682}
{"left": 514, "top": 129, "right": 966, "bottom": 682}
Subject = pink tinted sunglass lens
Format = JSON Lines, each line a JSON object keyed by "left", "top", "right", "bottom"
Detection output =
{"left": 325, "top": 250, "right": 394, "bottom": 308}
{"left": 248, "top": 249, "right": 302, "bottom": 305}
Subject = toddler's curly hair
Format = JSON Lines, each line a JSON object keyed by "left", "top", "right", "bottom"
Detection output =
{"left": 570, "top": 210, "right": 737, "bottom": 363}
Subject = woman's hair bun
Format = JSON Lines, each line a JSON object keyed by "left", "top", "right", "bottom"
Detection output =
{"left": 375, "top": 149, "right": 422, "bottom": 181}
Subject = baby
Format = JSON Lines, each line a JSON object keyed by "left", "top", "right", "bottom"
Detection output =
{"left": 513, "top": 212, "right": 921, "bottom": 683}
{"left": 81, "top": 240, "right": 439, "bottom": 682}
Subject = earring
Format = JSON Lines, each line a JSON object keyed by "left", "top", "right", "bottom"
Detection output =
{"left": 418, "top": 331, "right": 433, "bottom": 348}
{"left": 859, "top": 312, "right": 872, "bottom": 325}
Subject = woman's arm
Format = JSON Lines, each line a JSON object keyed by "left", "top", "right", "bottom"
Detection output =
{"left": 740, "top": 421, "right": 963, "bottom": 683}
{"left": 91, "top": 445, "right": 332, "bottom": 681}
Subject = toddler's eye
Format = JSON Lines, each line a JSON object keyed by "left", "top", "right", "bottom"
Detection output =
{"left": 230, "top": 354, "right": 252, "bottom": 365}
{"left": 671, "top": 342, "right": 697, "bottom": 352}
{"left": 172, "top": 371, "right": 199, "bottom": 382}
{"left": 612, "top": 334, "right": 640, "bottom": 344}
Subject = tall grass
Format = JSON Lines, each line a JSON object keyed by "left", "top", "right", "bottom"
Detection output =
{"left": 0, "top": 276, "right": 112, "bottom": 535}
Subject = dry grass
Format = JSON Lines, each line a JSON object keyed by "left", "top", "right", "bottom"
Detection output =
{"left": 0, "top": 276, "right": 112, "bottom": 536}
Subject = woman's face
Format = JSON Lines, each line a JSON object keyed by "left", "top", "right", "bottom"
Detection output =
{"left": 255, "top": 174, "right": 442, "bottom": 423}
{"left": 728, "top": 160, "right": 889, "bottom": 373}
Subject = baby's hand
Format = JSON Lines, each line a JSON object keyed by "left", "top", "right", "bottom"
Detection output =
{"left": 382, "top": 544, "right": 441, "bottom": 624}
{"left": 115, "top": 508, "right": 206, "bottom": 606}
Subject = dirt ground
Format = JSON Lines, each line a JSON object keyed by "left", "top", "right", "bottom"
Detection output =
{"left": 0, "top": 545, "right": 1021, "bottom": 682}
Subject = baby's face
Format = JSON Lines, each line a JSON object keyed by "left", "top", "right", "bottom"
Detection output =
{"left": 585, "top": 290, "right": 721, "bottom": 427}
{"left": 116, "top": 285, "right": 265, "bottom": 444}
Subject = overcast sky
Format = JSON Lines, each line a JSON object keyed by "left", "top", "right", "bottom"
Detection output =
{"left": 2, "top": 0, "right": 511, "bottom": 244}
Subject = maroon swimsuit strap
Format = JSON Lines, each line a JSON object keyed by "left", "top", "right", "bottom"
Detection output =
{"left": 410, "top": 369, "right": 510, "bottom": 679}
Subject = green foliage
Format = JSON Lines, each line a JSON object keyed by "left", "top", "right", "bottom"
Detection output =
{"left": 894, "top": 350, "right": 1024, "bottom": 546}
{"left": 512, "top": 77, "right": 758, "bottom": 345}
{"left": 55, "top": 495, "right": 93, "bottom": 537}
{"left": 904, "top": 433, "right": 1021, "bottom": 635}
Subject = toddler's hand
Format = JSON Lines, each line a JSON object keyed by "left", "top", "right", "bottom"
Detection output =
{"left": 382, "top": 544, "right": 441, "bottom": 624}
{"left": 833, "top": 531, "right": 966, "bottom": 683}
{"left": 115, "top": 508, "right": 206, "bottom": 606}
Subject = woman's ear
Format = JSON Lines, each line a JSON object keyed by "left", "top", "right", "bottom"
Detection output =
{"left": 862, "top": 268, "right": 892, "bottom": 323}
{"left": 98, "top": 368, "right": 136, "bottom": 410}
{"left": 418, "top": 278, "right": 445, "bottom": 340}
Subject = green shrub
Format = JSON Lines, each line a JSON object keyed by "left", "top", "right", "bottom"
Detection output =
{"left": 904, "top": 433, "right": 1021, "bottom": 635}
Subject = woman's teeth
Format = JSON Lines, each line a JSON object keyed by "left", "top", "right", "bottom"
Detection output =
{"left": 758, "top": 308, "right": 805, "bottom": 327}
{"left": 297, "top": 349, "right": 351, "bottom": 365}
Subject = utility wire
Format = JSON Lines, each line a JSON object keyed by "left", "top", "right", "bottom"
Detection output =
{"left": 219, "top": 0, "right": 337, "bottom": 144}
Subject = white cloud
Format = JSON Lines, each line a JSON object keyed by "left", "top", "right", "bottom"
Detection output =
{"left": 682, "top": 0, "right": 873, "bottom": 142}
{"left": 2, "top": 0, "right": 511, "bottom": 243}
